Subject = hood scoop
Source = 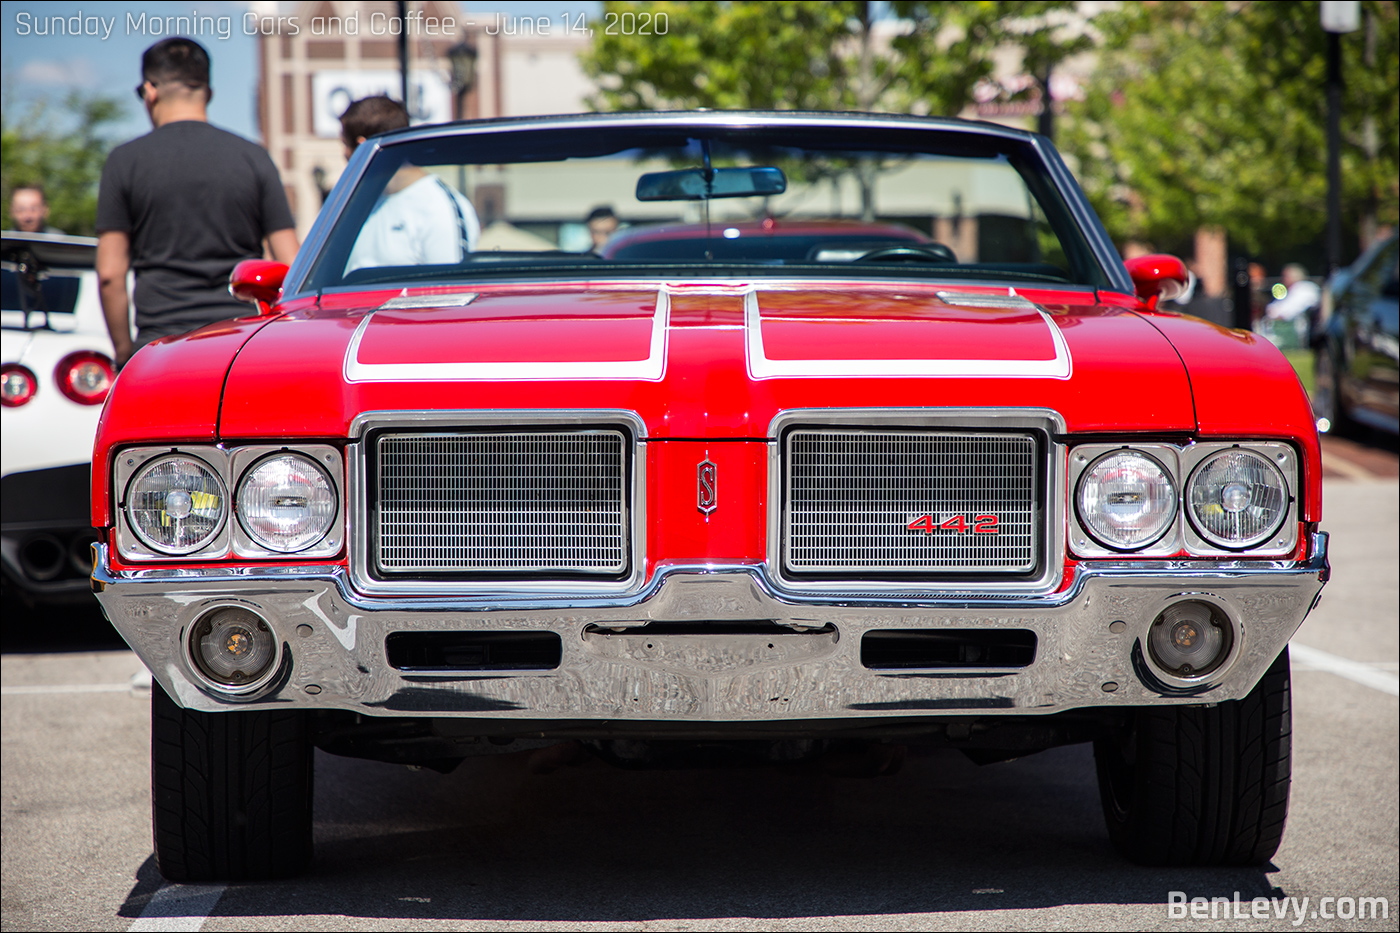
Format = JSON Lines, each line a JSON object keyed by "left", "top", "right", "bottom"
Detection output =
{"left": 934, "top": 289, "right": 1038, "bottom": 310}
{"left": 376, "top": 289, "right": 479, "bottom": 310}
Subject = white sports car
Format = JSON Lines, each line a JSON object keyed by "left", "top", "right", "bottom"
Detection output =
{"left": 1, "top": 232, "right": 115, "bottom": 604}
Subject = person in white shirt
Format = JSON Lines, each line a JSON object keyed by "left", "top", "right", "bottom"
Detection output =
{"left": 1265, "top": 264, "right": 1321, "bottom": 322}
{"left": 338, "top": 96, "right": 480, "bottom": 274}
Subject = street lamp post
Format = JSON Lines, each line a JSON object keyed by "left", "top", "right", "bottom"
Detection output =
{"left": 1321, "top": 1, "right": 1360, "bottom": 275}
{"left": 397, "top": 0, "right": 410, "bottom": 110}
{"left": 447, "top": 38, "right": 479, "bottom": 121}
{"left": 446, "top": 38, "right": 479, "bottom": 195}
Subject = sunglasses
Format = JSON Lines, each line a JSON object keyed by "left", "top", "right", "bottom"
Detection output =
{"left": 135, "top": 80, "right": 208, "bottom": 100}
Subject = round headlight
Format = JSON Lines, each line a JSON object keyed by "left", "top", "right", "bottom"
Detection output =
{"left": 1076, "top": 450, "right": 1177, "bottom": 551}
{"left": 1186, "top": 449, "right": 1289, "bottom": 549}
{"left": 236, "top": 453, "right": 337, "bottom": 552}
{"left": 126, "top": 455, "right": 226, "bottom": 555}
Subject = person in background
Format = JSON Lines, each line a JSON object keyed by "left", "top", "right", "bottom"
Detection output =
{"left": 586, "top": 206, "right": 620, "bottom": 251}
{"left": 96, "top": 37, "right": 298, "bottom": 368}
{"left": 8, "top": 184, "right": 64, "bottom": 234}
{"left": 1265, "top": 263, "right": 1321, "bottom": 322}
{"left": 340, "top": 96, "right": 480, "bottom": 272}
{"left": 1258, "top": 263, "right": 1321, "bottom": 350}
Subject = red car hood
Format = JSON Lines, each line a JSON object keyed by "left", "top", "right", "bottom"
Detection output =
{"left": 218, "top": 282, "right": 1197, "bottom": 438}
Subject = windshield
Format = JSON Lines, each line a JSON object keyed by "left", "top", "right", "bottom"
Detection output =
{"left": 307, "top": 123, "right": 1109, "bottom": 291}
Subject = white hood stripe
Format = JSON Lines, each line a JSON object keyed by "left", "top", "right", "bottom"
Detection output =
{"left": 343, "top": 290, "right": 670, "bottom": 382}
{"left": 340, "top": 286, "right": 1071, "bottom": 382}
{"left": 744, "top": 290, "right": 1072, "bottom": 380}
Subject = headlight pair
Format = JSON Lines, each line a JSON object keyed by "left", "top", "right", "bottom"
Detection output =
{"left": 1073, "top": 443, "right": 1295, "bottom": 554}
{"left": 123, "top": 448, "right": 340, "bottom": 557}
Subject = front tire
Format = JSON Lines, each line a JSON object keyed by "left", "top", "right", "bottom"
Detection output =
{"left": 151, "top": 685, "right": 314, "bottom": 881}
{"left": 1094, "top": 647, "right": 1292, "bottom": 866}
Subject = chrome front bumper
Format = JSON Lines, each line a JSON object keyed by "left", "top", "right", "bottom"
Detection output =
{"left": 92, "top": 535, "right": 1328, "bottom": 719}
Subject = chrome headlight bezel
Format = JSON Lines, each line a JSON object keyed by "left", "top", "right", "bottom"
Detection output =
{"left": 1068, "top": 443, "right": 1183, "bottom": 558}
{"left": 1183, "top": 445, "right": 1296, "bottom": 552}
{"left": 114, "top": 445, "right": 345, "bottom": 561}
{"left": 1073, "top": 448, "right": 1178, "bottom": 552}
{"left": 122, "top": 452, "right": 229, "bottom": 556}
{"left": 230, "top": 446, "right": 344, "bottom": 558}
{"left": 1068, "top": 441, "right": 1299, "bottom": 559}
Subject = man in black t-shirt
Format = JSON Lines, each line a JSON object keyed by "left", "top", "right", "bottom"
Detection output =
{"left": 96, "top": 37, "right": 298, "bottom": 367}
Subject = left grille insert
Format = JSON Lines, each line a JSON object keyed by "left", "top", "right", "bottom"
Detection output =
{"left": 374, "top": 430, "right": 628, "bottom": 574}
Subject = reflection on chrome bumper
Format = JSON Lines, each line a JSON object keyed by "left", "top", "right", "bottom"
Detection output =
{"left": 92, "top": 534, "right": 1329, "bottom": 719}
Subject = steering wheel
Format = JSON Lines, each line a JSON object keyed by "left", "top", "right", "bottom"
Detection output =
{"left": 855, "top": 244, "right": 958, "bottom": 264}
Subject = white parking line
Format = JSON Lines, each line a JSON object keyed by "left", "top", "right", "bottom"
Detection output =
{"left": 127, "top": 883, "right": 225, "bottom": 932}
{"left": 1, "top": 683, "right": 131, "bottom": 695}
{"left": 1291, "top": 643, "right": 1400, "bottom": 696}
{"left": 3, "top": 671, "right": 152, "bottom": 696}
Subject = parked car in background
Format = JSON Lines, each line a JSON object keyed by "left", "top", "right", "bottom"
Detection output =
{"left": 598, "top": 218, "right": 935, "bottom": 261}
{"left": 90, "top": 112, "right": 1327, "bottom": 881}
{"left": 1312, "top": 233, "right": 1400, "bottom": 435}
{"left": 1, "top": 233, "right": 115, "bottom": 604}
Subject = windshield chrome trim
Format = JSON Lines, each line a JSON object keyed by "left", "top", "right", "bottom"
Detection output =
{"left": 281, "top": 111, "right": 1126, "bottom": 299}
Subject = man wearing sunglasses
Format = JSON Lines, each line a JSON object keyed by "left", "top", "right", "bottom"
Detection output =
{"left": 96, "top": 37, "right": 299, "bottom": 368}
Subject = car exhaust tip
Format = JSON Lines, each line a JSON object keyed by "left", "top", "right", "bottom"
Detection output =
{"left": 19, "top": 534, "right": 67, "bottom": 582}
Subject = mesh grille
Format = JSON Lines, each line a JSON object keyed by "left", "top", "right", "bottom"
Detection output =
{"left": 375, "top": 431, "right": 627, "bottom": 573}
{"left": 785, "top": 430, "right": 1039, "bottom": 574}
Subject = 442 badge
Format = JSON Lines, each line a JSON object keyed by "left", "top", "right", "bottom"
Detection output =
{"left": 906, "top": 514, "right": 1001, "bottom": 534}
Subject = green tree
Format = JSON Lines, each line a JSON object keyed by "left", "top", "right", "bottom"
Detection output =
{"left": 978, "top": 1, "right": 1097, "bottom": 140}
{"left": 582, "top": 1, "right": 1004, "bottom": 116}
{"left": 2, "top": 91, "right": 127, "bottom": 235}
{"left": 581, "top": 1, "right": 1020, "bottom": 219}
{"left": 1059, "top": 1, "right": 1398, "bottom": 260}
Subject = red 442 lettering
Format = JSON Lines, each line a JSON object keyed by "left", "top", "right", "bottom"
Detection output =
{"left": 907, "top": 514, "right": 999, "bottom": 534}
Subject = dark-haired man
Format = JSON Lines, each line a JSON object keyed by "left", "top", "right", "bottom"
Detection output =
{"left": 96, "top": 37, "right": 298, "bottom": 367}
{"left": 585, "top": 206, "right": 619, "bottom": 251}
{"left": 338, "top": 95, "right": 479, "bottom": 273}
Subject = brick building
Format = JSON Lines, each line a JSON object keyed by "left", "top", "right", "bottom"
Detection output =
{"left": 253, "top": 0, "right": 593, "bottom": 234}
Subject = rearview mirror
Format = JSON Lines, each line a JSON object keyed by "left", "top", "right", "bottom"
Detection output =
{"left": 636, "top": 166, "right": 787, "bottom": 201}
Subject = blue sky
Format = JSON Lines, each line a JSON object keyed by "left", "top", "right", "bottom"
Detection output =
{"left": 2, "top": 1, "right": 601, "bottom": 145}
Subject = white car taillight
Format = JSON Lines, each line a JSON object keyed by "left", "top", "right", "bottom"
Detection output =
{"left": 54, "top": 351, "right": 114, "bottom": 405}
{"left": 1, "top": 364, "right": 38, "bottom": 407}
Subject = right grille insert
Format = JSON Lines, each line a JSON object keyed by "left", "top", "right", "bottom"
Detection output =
{"left": 784, "top": 430, "right": 1039, "bottom": 574}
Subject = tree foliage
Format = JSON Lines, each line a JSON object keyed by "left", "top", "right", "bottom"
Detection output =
{"left": 1, "top": 91, "right": 127, "bottom": 235}
{"left": 1059, "top": 0, "right": 1399, "bottom": 259}
{"left": 582, "top": 1, "right": 1005, "bottom": 115}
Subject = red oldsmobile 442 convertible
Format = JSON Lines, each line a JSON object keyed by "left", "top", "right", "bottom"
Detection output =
{"left": 91, "top": 112, "right": 1326, "bottom": 880}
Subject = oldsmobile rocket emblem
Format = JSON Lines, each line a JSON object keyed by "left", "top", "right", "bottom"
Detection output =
{"left": 697, "top": 456, "right": 718, "bottom": 516}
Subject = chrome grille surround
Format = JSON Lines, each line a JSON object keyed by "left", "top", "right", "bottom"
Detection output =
{"left": 769, "top": 409, "right": 1066, "bottom": 595}
{"left": 785, "top": 430, "right": 1038, "bottom": 573}
{"left": 375, "top": 430, "right": 627, "bottom": 574}
{"left": 348, "top": 410, "right": 646, "bottom": 596}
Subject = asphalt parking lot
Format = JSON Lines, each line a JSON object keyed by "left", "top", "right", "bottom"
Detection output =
{"left": 3, "top": 471, "right": 1396, "bottom": 932}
